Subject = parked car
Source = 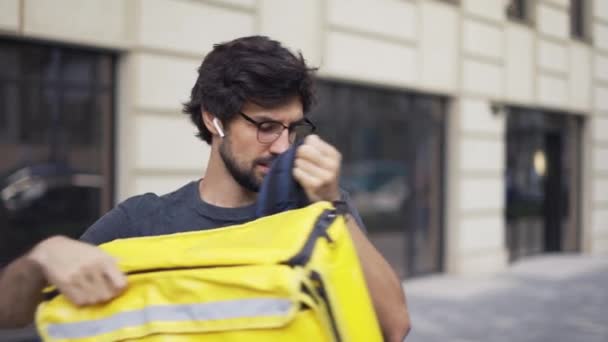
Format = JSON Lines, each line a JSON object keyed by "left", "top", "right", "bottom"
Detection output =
{"left": 0, "top": 162, "right": 103, "bottom": 266}
{"left": 341, "top": 160, "right": 410, "bottom": 216}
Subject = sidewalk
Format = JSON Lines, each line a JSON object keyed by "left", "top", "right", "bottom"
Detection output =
{"left": 403, "top": 254, "right": 608, "bottom": 342}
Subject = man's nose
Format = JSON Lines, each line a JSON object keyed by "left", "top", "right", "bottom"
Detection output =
{"left": 268, "top": 129, "right": 291, "bottom": 154}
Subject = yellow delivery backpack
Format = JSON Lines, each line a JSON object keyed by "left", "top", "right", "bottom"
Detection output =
{"left": 36, "top": 201, "right": 383, "bottom": 341}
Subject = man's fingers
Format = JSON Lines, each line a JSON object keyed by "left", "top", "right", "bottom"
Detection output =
{"left": 51, "top": 259, "right": 125, "bottom": 306}
{"left": 303, "top": 135, "right": 341, "bottom": 158}
{"left": 58, "top": 273, "right": 89, "bottom": 306}
{"left": 84, "top": 260, "right": 126, "bottom": 304}
{"left": 294, "top": 157, "right": 334, "bottom": 182}
{"left": 295, "top": 135, "right": 342, "bottom": 203}
{"left": 102, "top": 261, "right": 127, "bottom": 294}
{"left": 60, "top": 287, "right": 87, "bottom": 307}
{"left": 32, "top": 236, "right": 127, "bottom": 307}
{"left": 67, "top": 268, "right": 107, "bottom": 305}
{"left": 86, "top": 269, "right": 114, "bottom": 304}
{"left": 293, "top": 166, "right": 323, "bottom": 189}
{"left": 297, "top": 144, "right": 340, "bottom": 170}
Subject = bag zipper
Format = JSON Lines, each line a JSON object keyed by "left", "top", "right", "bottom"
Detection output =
{"left": 285, "top": 209, "right": 336, "bottom": 266}
{"left": 310, "top": 270, "right": 342, "bottom": 342}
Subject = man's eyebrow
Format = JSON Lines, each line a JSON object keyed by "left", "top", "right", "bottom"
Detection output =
{"left": 251, "top": 115, "right": 276, "bottom": 122}
{"left": 253, "top": 115, "right": 306, "bottom": 124}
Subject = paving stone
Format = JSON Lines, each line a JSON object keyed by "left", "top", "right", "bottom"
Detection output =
{"left": 404, "top": 254, "right": 608, "bottom": 342}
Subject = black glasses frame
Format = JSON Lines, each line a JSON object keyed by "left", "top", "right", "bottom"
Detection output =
{"left": 238, "top": 111, "right": 316, "bottom": 144}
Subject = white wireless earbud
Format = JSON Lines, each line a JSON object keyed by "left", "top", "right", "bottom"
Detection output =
{"left": 213, "top": 118, "right": 225, "bottom": 137}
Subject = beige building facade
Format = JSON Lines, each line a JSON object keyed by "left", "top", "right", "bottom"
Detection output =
{"left": 1, "top": 0, "right": 607, "bottom": 276}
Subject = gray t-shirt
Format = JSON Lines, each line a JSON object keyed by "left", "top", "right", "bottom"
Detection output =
{"left": 80, "top": 180, "right": 365, "bottom": 245}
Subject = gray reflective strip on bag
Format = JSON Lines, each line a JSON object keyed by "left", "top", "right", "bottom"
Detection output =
{"left": 47, "top": 298, "right": 293, "bottom": 339}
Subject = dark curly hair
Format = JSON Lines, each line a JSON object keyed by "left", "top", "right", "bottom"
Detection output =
{"left": 182, "top": 36, "right": 317, "bottom": 144}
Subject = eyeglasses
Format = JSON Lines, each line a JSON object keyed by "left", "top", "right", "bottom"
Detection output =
{"left": 238, "top": 111, "right": 316, "bottom": 144}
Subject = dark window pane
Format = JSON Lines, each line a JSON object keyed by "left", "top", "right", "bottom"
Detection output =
{"left": 0, "top": 83, "right": 19, "bottom": 143}
{"left": 0, "top": 44, "right": 19, "bottom": 79}
{"left": 19, "top": 86, "right": 55, "bottom": 144}
{"left": 310, "top": 81, "right": 445, "bottom": 278}
{"left": 96, "top": 56, "right": 114, "bottom": 86}
{"left": 570, "top": 0, "right": 585, "bottom": 39}
{"left": 61, "top": 50, "right": 95, "bottom": 84}
{"left": 507, "top": 0, "right": 527, "bottom": 21}
{"left": 21, "top": 46, "right": 61, "bottom": 81}
{"left": 63, "top": 88, "right": 97, "bottom": 145}
{"left": 0, "top": 40, "right": 115, "bottom": 269}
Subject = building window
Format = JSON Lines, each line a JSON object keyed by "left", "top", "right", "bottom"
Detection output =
{"left": 506, "top": 0, "right": 529, "bottom": 22}
{"left": 309, "top": 81, "right": 446, "bottom": 278}
{"left": 506, "top": 108, "right": 582, "bottom": 262}
{"left": 570, "top": 0, "right": 587, "bottom": 40}
{"left": 0, "top": 40, "right": 116, "bottom": 266}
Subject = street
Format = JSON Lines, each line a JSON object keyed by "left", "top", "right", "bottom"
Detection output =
{"left": 404, "top": 254, "right": 608, "bottom": 342}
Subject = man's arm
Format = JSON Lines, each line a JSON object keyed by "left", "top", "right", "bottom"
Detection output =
{"left": 344, "top": 213, "right": 411, "bottom": 341}
{"left": 0, "top": 236, "right": 126, "bottom": 328}
{"left": 0, "top": 196, "right": 137, "bottom": 327}
{"left": 0, "top": 253, "right": 46, "bottom": 328}
{"left": 294, "top": 135, "right": 411, "bottom": 341}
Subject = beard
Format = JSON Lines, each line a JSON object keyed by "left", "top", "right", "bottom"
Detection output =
{"left": 219, "top": 136, "right": 274, "bottom": 193}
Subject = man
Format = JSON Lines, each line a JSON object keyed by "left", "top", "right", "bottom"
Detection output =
{"left": 0, "top": 36, "right": 410, "bottom": 341}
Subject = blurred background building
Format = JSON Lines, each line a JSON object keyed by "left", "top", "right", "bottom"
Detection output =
{"left": 1, "top": 0, "right": 607, "bottom": 282}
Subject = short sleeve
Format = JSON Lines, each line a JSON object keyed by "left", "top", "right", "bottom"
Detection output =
{"left": 79, "top": 203, "right": 132, "bottom": 245}
{"left": 340, "top": 189, "right": 368, "bottom": 234}
{"left": 80, "top": 193, "right": 165, "bottom": 245}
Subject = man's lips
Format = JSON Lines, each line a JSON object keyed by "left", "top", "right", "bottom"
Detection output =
{"left": 255, "top": 157, "right": 275, "bottom": 173}
{"left": 256, "top": 162, "right": 271, "bottom": 172}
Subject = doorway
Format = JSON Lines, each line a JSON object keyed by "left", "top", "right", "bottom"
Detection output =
{"left": 505, "top": 108, "right": 582, "bottom": 261}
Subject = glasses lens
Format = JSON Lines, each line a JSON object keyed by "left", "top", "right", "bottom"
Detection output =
{"left": 257, "top": 121, "right": 283, "bottom": 143}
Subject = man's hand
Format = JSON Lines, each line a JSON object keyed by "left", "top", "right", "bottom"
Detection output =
{"left": 27, "top": 236, "right": 127, "bottom": 306}
{"left": 293, "top": 135, "right": 342, "bottom": 202}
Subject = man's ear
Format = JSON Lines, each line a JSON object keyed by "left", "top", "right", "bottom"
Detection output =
{"left": 202, "top": 111, "right": 223, "bottom": 137}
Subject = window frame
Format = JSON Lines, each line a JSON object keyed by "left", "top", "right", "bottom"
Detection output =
{"left": 506, "top": 0, "right": 535, "bottom": 26}
{"left": 570, "top": 0, "right": 592, "bottom": 43}
{"left": 0, "top": 37, "right": 118, "bottom": 223}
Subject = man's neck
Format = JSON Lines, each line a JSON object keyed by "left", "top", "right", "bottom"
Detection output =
{"left": 199, "top": 148, "right": 257, "bottom": 208}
